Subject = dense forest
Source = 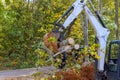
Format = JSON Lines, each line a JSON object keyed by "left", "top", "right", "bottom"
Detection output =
{"left": 0, "top": 0, "right": 119, "bottom": 71}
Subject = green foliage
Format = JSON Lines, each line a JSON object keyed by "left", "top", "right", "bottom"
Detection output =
{"left": 0, "top": 0, "right": 119, "bottom": 70}
{"left": 35, "top": 48, "right": 50, "bottom": 66}
{"left": 102, "top": 16, "right": 117, "bottom": 40}
{"left": 0, "top": 0, "right": 75, "bottom": 69}
{"left": 69, "top": 21, "right": 84, "bottom": 43}
{"left": 48, "top": 37, "right": 57, "bottom": 42}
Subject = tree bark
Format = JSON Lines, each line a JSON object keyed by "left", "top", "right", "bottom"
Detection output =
{"left": 83, "top": 13, "right": 88, "bottom": 46}
{"left": 98, "top": 0, "right": 102, "bottom": 14}
{"left": 115, "top": 0, "right": 119, "bottom": 39}
{"left": 81, "top": 13, "right": 89, "bottom": 66}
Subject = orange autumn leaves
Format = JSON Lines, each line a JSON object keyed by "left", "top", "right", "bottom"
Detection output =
{"left": 43, "top": 31, "right": 60, "bottom": 54}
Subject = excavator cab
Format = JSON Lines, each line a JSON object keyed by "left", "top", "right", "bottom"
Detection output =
{"left": 107, "top": 40, "right": 120, "bottom": 80}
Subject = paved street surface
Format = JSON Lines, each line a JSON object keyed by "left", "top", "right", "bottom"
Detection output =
{"left": 0, "top": 66, "right": 56, "bottom": 80}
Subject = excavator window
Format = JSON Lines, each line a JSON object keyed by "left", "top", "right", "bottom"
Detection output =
{"left": 108, "top": 42, "right": 120, "bottom": 72}
{"left": 110, "top": 44, "right": 119, "bottom": 60}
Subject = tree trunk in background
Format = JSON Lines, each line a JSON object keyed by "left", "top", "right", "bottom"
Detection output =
{"left": 98, "top": 0, "right": 102, "bottom": 14}
{"left": 84, "top": 13, "right": 88, "bottom": 46}
{"left": 80, "top": 13, "right": 88, "bottom": 46}
{"left": 82, "top": 13, "right": 89, "bottom": 66}
{"left": 115, "top": 0, "right": 119, "bottom": 40}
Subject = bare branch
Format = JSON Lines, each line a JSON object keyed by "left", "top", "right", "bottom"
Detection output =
{"left": 47, "top": 46, "right": 73, "bottom": 62}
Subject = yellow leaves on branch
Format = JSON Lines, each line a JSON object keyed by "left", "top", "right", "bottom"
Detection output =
{"left": 80, "top": 44, "right": 100, "bottom": 60}
{"left": 91, "top": 52, "right": 100, "bottom": 60}
{"left": 54, "top": 13, "right": 61, "bottom": 19}
{"left": 35, "top": 49, "right": 46, "bottom": 57}
{"left": 12, "top": 60, "right": 18, "bottom": 66}
{"left": 95, "top": 55, "right": 100, "bottom": 60}
{"left": 70, "top": 23, "right": 83, "bottom": 43}
{"left": 0, "top": 56, "right": 3, "bottom": 61}
{"left": 37, "top": 27, "right": 47, "bottom": 33}
{"left": 48, "top": 37, "right": 57, "bottom": 42}
{"left": 91, "top": 52, "right": 97, "bottom": 56}
{"left": 89, "top": 44, "right": 100, "bottom": 60}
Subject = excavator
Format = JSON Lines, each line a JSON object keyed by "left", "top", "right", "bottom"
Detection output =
{"left": 43, "top": 0, "right": 120, "bottom": 80}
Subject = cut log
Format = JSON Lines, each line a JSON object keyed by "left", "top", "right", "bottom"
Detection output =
{"left": 67, "top": 37, "right": 74, "bottom": 45}
{"left": 74, "top": 44, "right": 80, "bottom": 50}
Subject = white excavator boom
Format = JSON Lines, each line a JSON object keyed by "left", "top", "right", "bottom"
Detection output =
{"left": 61, "top": 0, "right": 110, "bottom": 71}
{"left": 84, "top": 6, "right": 110, "bottom": 71}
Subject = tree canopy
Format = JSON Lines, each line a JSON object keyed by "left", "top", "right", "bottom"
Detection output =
{"left": 0, "top": 0, "right": 119, "bottom": 69}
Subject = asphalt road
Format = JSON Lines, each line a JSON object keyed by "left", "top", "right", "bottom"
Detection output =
{"left": 0, "top": 66, "right": 56, "bottom": 80}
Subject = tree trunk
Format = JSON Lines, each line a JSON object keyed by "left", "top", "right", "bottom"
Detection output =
{"left": 81, "top": 13, "right": 89, "bottom": 66}
{"left": 98, "top": 0, "right": 102, "bottom": 14}
{"left": 115, "top": 0, "right": 119, "bottom": 39}
{"left": 83, "top": 13, "right": 88, "bottom": 46}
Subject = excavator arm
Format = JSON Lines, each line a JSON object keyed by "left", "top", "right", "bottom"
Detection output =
{"left": 84, "top": 5, "right": 110, "bottom": 71}
{"left": 54, "top": 0, "right": 110, "bottom": 71}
